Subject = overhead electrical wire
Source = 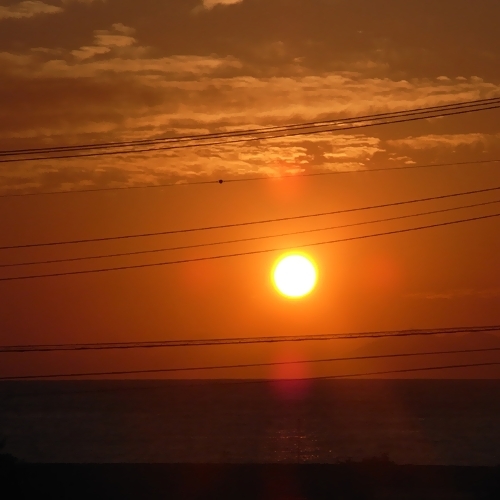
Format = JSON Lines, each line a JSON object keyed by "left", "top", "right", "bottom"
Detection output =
{"left": 322, "top": 361, "right": 500, "bottom": 380}
{"left": 0, "top": 212, "right": 498, "bottom": 282}
{"left": 2, "top": 199, "right": 499, "bottom": 269}
{"left": 1, "top": 325, "right": 498, "bottom": 353}
{"left": 1, "top": 158, "right": 499, "bottom": 199}
{"left": 2, "top": 106, "right": 499, "bottom": 164}
{"left": 1, "top": 99, "right": 499, "bottom": 164}
{"left": 2, "top": 362, "right": 500, "bottom": 399}
{"left": 231, "top": 361, "right": 500, "bottom": 386}
{"left": 1, "top": 185, "right": 499, "bottom": 251}
{"left": 2, "top": 97, "right": 499, "bottom": 156}
{"left": 2, "top": 96, "right": 499, "bottom": 157}
{"left": 2, "top": 345, "right": 500, "bottom": 381}
{"left": 2, "top": 360, "right": 500, "bottom": 402}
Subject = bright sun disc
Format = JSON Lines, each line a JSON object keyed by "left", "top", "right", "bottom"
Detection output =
{"left": 273, "top": 253, "right": 317, "bottom": 298}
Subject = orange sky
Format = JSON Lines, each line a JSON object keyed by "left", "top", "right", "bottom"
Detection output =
{"left": 0, "top": 0, "right": 499, "bottom": 379}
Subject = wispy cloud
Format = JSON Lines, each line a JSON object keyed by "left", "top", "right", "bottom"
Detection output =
{"left": 388, "top": 133, "right": 500, "bottom": 150}
{"left": 200, "top": 0, "right": 244, "bottom": 10}
{"left": 71, "top": 24, "right": 137, "bottom": 60}
{"left": 0, "top": 0, "right": 104, "bottom": 21}
{"left": 0, "top": 1, "right": 62, "bottom": 20}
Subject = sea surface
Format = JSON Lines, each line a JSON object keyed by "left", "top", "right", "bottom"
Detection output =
{"left": 1, "top": 380, "right": 500, "bottom": 465}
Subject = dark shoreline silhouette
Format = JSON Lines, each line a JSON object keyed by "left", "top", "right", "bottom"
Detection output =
{"left": 2, "top": 461, "right": 500, "bottom": 499}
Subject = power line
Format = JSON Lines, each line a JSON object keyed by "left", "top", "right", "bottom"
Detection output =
{"left": 1, "top": 102, "right": 499, "bottom": 164}
{"left": 0, "top": 212, "right": 498, "bottom": 282}
{"left": 3, "top": 105, "right": 499, "bottom": 163}
{"left": 232, "top": 361, "right": 500, "bottom": 385}
{"left": 5, "top": 99, "right": 500, "bottom": 157}
{"left": 1, "top": 158, "right": 499, "bottom": 199}
{"left": 2, "top": 199, "right": 499, "bottom": 269}
{"left": 329, "top": 361, "right": 500, "bottom": 379}
{"left": 2, "top": 346, "right": 500, "bottom": 381}
{"left": 4, "top": 361, "right": 500, "bottom": 399}
{"left": 2, "top": 97, "right": 499, "bottom": 158}
{"left": 1, "top": 326, "right": 498, "bottom": 353}
{"left": 2, "top": 185, "right": 499, "bottom": 251}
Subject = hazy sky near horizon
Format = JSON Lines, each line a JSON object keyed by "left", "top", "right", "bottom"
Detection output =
{"left": 0, "top": 0, "right": 499, "bottom": 379}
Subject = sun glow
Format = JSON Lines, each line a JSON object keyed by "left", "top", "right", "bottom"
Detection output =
{"left": 272, "top": 253, "right": 318, "bottom": 298}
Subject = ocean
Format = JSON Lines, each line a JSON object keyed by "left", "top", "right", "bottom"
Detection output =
{"left": 1, "top": 380, "right": 500, "bottom": 465}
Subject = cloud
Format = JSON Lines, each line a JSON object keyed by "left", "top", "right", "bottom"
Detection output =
{"left": 0, "top": 42, "right": 243, "bottom": 77}
{"left": 1, "top": 26, "right": 500, "bottom": 193}
{"left": 61, "top": 0, "right": 106, "bottom": 4}
{"left": 71, "top": 24, "right": 137, "bottom": 60}
{"left": 0, "top": 1, "right": 62, "bottom": 20}
{"left": 0, "top": 22, "right": 242, "bottom": 73}
{"left": 0, "top": 0, "right": 103, "bottom": 21}
{"left": 387, "top": 133, "right": 500, "bottom": 150}
{"left": 111, "top": 22, "right": 135, "bottom": 35}
{"left": 200, "top": 0, "right": 244, "bottom": 10}
{"left": 42, "top": 53, "right": 243, "bottom": 76}
{"left": 0, "top": 127, "right": 383, "bottom": 195}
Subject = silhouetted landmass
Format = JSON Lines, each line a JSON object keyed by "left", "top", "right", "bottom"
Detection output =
{"left": 1, "top": 461, "right": 500, "bottom": 499}
{"left": 0, "top": 437, "right": 19, "bottom": 465}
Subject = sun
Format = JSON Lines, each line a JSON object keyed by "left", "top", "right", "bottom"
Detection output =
{"left": 272, "top": 253, "right": 318, "bottom": 298}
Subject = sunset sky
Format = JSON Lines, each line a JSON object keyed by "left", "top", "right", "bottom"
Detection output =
{"left": 0, "top": 0, "right": 499, "bottom": 379}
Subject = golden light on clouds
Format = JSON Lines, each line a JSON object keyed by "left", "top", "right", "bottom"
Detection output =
{"left": 272, "top": 253, "right": 318, "bottom": 299}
